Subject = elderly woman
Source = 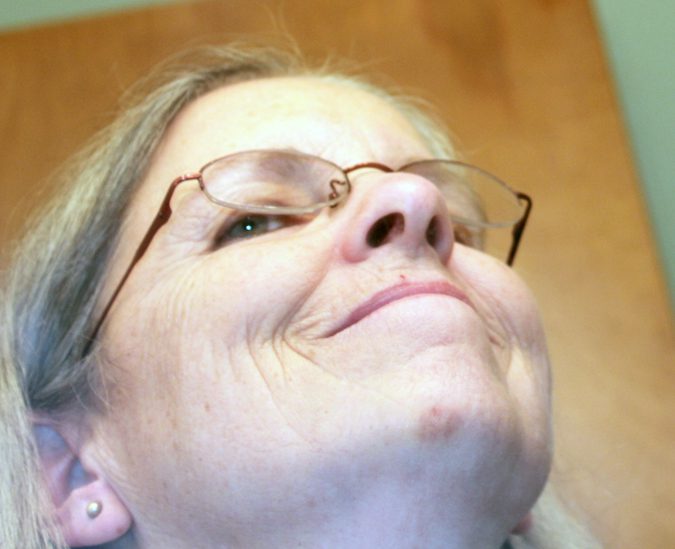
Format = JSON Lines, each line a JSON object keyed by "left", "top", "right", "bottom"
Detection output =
{"left": 1, "top": 46, "right": 596, "bottom": 548}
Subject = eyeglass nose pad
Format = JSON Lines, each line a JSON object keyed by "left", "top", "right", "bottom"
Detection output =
{"left": 328, "top": 177, "right": 352, "bottom": 206}
{"left": 338, "top": 173, "right": 454, "bottom": 265}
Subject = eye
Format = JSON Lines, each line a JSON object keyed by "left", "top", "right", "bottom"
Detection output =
{"left": 213, "top": 213, "right": 307, "bottom": 248}
{"left": 216, "top": 214, "right": 282, "bottom": 244}
{"left": 453, "top": 224, "right": 483, "bottom": 249}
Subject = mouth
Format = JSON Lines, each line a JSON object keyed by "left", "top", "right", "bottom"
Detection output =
{"left": 326, "top": 281, "right": 475, "bottom": 337}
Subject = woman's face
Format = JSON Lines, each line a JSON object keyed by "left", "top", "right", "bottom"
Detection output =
{"left": 95, "top": 77, "right": 551, "bottom": 547}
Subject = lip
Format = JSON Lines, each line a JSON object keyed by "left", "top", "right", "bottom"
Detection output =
{"left": 326, "top": 281, "right": 475, "bottom": 337}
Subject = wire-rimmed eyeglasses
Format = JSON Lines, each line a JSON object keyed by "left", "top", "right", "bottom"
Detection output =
{"left": 84, "top": 149, "right": 532, "bottom": 353}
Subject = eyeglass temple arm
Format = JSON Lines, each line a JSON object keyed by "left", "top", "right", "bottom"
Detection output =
{"left": 506, "top": 192, "right": 532, "bottom": 266}
{"left": 84, "top": 174, "right": 199, "bottom": 351}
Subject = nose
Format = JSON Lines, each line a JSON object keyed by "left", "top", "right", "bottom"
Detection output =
{"left": 338, "top": 171, "right": 454, "bottom": 264}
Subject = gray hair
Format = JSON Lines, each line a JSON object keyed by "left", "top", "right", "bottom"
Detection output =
{"left": 0, "top": 44, "right": 593, "bottom": 548}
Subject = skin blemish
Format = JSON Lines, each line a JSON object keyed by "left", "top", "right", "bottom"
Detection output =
{"left": 417, "top": 405, "right": 462, "bottom": 442}
{"left": 399, "top": 274, "right": 407, "bottom": 281}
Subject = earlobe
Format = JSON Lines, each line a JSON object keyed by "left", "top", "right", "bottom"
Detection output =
{"left": 33, "top": 421, "right": 132, "bottom": 547}
{"left": 54, "top": 477, "right": 133, "bottom": 547}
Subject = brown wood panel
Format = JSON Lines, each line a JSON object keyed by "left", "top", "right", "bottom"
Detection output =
{"left": 1, "top": 1, "right": 673, "bottom": 546}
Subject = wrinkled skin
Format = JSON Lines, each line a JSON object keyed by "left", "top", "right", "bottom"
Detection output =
{"left": 89, "top": 77, "right": 551, "bottom": 548}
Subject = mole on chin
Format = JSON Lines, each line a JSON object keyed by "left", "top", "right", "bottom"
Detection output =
{"left": 416, "top": 405, "right": 462, "bottom": 442}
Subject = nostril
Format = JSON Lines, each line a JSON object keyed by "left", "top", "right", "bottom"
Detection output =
{"left": 426, "top": 216, "right": 439, "bottom": 247}
{"left": 366, "top": 213, "right": 404, "bottom": 248}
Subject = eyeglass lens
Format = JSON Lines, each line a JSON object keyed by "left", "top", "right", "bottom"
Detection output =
{"left": 200, "top": 150, "right": 524, "bottom": 261}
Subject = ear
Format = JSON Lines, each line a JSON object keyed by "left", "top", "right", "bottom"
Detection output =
{"left": 33, "top": 419, "right": 132, "bottom": 547}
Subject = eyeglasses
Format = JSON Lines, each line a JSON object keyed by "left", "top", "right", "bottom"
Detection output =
{"left": 85, "top": 149, "right": 531, "bottom": 352}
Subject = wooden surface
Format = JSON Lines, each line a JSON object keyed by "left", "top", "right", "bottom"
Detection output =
{"left": 1, "top": 1, "right": 673, "bottom": 546}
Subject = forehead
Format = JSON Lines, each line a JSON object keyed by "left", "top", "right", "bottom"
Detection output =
{"left": 143, "top": 76, "right": 432, "bottom": 188}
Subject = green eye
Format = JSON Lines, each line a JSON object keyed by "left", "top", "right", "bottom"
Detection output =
{"left": 218, "top": 214, "right": 282, "bottom": 243}
{"left": 213, "top": 212, "right": 318, "bottom": 248}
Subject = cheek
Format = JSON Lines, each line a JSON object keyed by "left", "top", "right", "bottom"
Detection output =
{"left": 112, "top": 230, "right": 329, "bottom": 344}
{"left": 97, "top": 259, "right": 317, "bottom": 525}
{"left": 451, "top": 248, "right": 552, "bottom": 443}
{"left": 451, "top": 248, "right": 549, "bottom": 360}
{"left": 99, "top": 234, "right": 333, "bottom": 446}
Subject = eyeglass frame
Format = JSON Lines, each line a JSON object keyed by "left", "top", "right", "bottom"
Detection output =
{"left": 84, "top": 151, "right": 532, "bottom": 353}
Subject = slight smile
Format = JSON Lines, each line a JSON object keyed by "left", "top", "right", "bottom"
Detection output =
{"left": 326, "top": 281, "right": 474, "bottom": 336}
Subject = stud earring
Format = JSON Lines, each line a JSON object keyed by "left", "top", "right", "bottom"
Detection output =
{"left": 86, "top": 500, "right": 103, "bottom": 519}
